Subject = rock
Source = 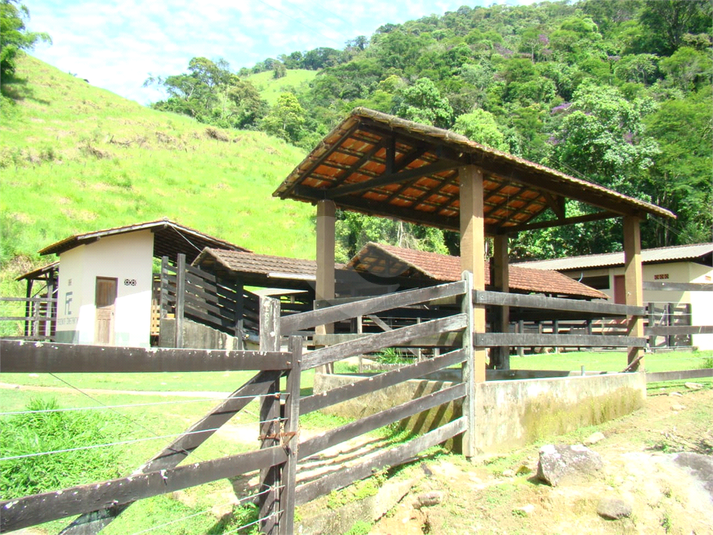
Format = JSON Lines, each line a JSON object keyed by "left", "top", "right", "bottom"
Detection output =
{"left": 416, "top": 491, "right": 444, "bottom": 509}
{"left": 536, "top": 444, "right": 603, "bottom": 487}
{"left": 585, "top": 432, "right": 606, "bottom": 445}
{"left": 502, "top": 469, "right": 515, "bottom": 477}
{"left": 669, "top": 392, "right": 683, "bottom": 397}
{"left": 515, "top": 465, "right": 532, "bottom": 476}
{"left": 685, "top": 382, "right": 703, "bottom": 390}
{"left": 597, "top": 497, "right": 633, "bottom": 520}
{"left": 513, "top": 504, "right": 535, "bottom": 516}
{"left": 421, "top": 463, "right": 433, "bottom": 477}
{"left": 671, "top": 403, "right": 687, "bottom": 411}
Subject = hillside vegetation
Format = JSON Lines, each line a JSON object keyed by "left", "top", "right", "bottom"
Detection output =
{"left": 0, "top": 54, "right": 315, "bottom": 292}
{"left": 247, "top": 69, "right": 318, "bottom": 105}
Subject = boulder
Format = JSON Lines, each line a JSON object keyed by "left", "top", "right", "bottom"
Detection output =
{"left": 536, "top": 444, "right": 603, "bottom": 486}
{"left": 597, "top": 497, "right": 633, "bottom": 520}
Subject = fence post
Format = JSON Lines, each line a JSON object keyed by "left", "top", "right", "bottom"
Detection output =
{"left": 279, "top": 336, "right": 302, "bottom": 535}
{"left": 461, "top": 271, "right": 476, "bottom": 458}
{"left": 175, "top": 254, "right": 186, "bottom": 348}
{"left": 259, "top": 296, "right": 282, "bottom": 535}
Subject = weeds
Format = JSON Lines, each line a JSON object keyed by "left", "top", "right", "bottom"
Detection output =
{"left": 0, "top": 397, "right": 123, "bottom": 499}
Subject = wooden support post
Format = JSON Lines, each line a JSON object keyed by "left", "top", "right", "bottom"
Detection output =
{"left": 459, "top": 165, "right": 486, "bottom": 383}
{"left": 259, "top": 296, "right": 282, "bottom": 535}
{"left": 315, "top": 199, "right": 336, "bottom": 373}
{"left": 279, "top": 336, "right": 302, "bottom": 535}
{"left": 623, "top": 216, "right": 644, "bottom": 370}
{"left": 460, "top": 271, "right": 477, "bottom": 458}
{"left": 235, "top": 282, "right": 245, "bottom": 350}
{"left": 492, "top": 234, "right": 510, "bottom": 370}
{"left": 175, "top": 254, "right": 186, "bottom": 349}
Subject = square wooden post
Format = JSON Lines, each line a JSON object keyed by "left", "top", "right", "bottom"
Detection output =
{"left": 315, "top": 200, "right": 336, "bottom": 373}
{"left": 459, "top": 165, "right": 486, "bottom": 381}
{"left": 492, "top": 234, "right": 510, "bottom": 370}
{"left": 624, "top": 216, "right": 644, "bottom": 370}
{"left": 460, "top": 165, "right": 486, "bottom": 458}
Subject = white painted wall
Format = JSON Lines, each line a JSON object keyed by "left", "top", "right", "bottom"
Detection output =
{"left": 689, "top": 263, "right": 713, "bottom": 350}
{"left": 56, "top": 230, "right": 154, "bottom": 347}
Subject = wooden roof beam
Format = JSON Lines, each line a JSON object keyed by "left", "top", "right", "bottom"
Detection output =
{"left": 496, "top": 210, "right": 620, "bottom": 235}
{"left": 325, "top": 160, "right": 461, "bottom": 199}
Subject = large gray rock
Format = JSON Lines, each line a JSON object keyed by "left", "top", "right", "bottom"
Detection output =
{"left": 536, "top": 444, "right": 603, "bottom": 486}
{"left": 597, "top": 497, "right": 633, "bottom": 520}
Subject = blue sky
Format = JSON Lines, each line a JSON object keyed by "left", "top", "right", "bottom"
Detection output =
{"left": 27, "top": 0, "right": 535, "bottom": 105}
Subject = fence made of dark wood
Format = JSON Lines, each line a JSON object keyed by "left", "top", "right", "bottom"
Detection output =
{"left": 0, "top": 296, "right": 57, "bottom": 342}
{"left": 0, "top": 277, "right": 663, "bottom": 535}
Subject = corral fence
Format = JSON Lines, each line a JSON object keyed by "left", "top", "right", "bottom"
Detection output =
{"left": 2, "top": 275, "right": 707, "bottom": 534}
{"left": 0, "top": 296, "right": 56, "bottom": 341}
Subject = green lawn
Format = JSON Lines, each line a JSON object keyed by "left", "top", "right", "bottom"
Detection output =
{"left": 510, "top": 349, "right": 713, "bottom": 373}
{"left": 247, "top": 69, "right": 318, "bottom": 105}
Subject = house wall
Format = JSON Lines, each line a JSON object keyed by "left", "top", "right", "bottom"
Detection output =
{"left": 563, "top": 260, "right": 713, "bottom": 350}
{"left": 55, "top": 231, "right": 154, "bottom": 347}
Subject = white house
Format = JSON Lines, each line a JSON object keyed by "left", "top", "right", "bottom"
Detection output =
{"left": 38, "top": 219, "right": 249, "bottom": 347}
{"left": 519, "top": 243, "right": 713, "bottom": 350}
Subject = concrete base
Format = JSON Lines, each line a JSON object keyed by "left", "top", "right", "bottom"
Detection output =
{"left": 313, "top": 370, "right": 646, "bottom": 455}
{"left": 158, "top": 318, "right": 243, "bottom": 350}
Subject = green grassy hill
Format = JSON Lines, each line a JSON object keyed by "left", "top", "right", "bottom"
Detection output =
{"left": 247, "top": 69, "right": 317, "bottom": 105}
{"left": 0, "top": 54, "right": 316, "bottom": 293}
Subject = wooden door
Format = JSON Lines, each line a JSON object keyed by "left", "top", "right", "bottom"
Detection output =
{"left": 95, "top": 277, "right": 117, "bottom": 345}
{"left": 613, "top": 275, "right": 626, "bottom": 304}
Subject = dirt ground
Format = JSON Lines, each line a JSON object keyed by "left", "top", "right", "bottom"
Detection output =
{"left": 371, "top": 385, "right": 713, "bottom": 535}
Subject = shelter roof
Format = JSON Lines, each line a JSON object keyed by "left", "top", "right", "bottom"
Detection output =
{"left": 274, "top": 108, "right": 675, "bottom": 234}
{"left": 39, "top": 219, "right": 249, "bottom": 264}
{"left": 347, "top": 242, "right": 607, "bottom": 299}
{"left": 517, "top": 243, "right": 713, "bottom": 272}
{"left": 16, "top": 261, "right": 59, "bottom": 282}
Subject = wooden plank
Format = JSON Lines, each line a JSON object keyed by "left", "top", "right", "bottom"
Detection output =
{"left": 175, "top": 254, "right": 186, "bottom": 348}
{"left": 496, "top": 210, "right": 619, "bottom": 234}
{"left": 185, "top": 272, "right": 241, "bottom": 297}
{"left": 0, "top": 297, "right": 57, "bottom": 303}
{"left": 298, "top": 383, "right": 466, "bottom": 460}
{"left": 300, "top": 348, "right": 466, "bottom": 415}
{"left": 183, "top": 281, "right": 239, "bottom": 307}
{"left": 474, "top": 291, "right": 645, "bottom": 317}
{"left": 183, "top": 293, "right": 236, "bottom": 321}
{"left": 643, "top": 281, "right": 713, "bottom": 292}
{"left": 60, "top": 371, "right": 282, "bottom": 534}
{"left": 311, "top": 331, "right": 463, "bottom": 348}
{"left": 1, "top": 447, "right": 287, "bottom": 532}
{"left": 646, "top": 369, "right": 713, "bottom": 383}
{"left": 282, "top": 281, "right": 466, "bottom": 334}
{"left": 279, "top": 337, "right": 303, "bottom": 535}
{"left": 295, "top": 418, "right": 466, "bottom": 506}
{"left": 473, "top": 333, "right": 646, "bottom": 348}
{"left": 303, "top": 314, "right": 467, "bottom": 370}
{"left": 0, "top": 340, "right": 291, "bottom": 373}
{"left": 645, "top": 325, "right": 713, "bottom": 336}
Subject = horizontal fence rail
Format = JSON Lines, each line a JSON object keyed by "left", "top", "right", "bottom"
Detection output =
{"left": 0, "top": 340, "right": 291, "bottom": 373}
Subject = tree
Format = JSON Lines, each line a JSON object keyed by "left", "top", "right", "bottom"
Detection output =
{"left": 639, "top": 0, "right": 712, "bottom": 56}
{"left": 0, "top": 0, "right": 50, "bottom": 80}
{"left": 261, "top": 93, "right": 306, "bottom": 145}
{"left": 394, "top": 78, "right": 453, "bottom": 128}
{"left": 453, "top": 109, "right": 508, "bottom": 151}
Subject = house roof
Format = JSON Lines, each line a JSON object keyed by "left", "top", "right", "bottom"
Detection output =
{"left": 39, "top": 219, "right": 250, "bottom": 264}
{"left": 194, "top": 248, "right": 319, "bottom": 285}
{"left": 347, "top": 242, "right": 608, "bottom": 299}
{"left": 516, "top": 243, "right": 713, "bottom": 272}
{"left": 273, "top": 108, "right": 675, "bottom": 234}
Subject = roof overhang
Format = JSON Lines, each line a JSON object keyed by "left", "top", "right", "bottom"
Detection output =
{"left": 274, "top": 108, "right": 675, "bottom": 234}
{"left": 38, "top": 219, "right": 250, "bottom": 264}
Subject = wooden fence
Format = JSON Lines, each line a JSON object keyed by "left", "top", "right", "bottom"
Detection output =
{"left": 0, "top": 276, "right": 663, "bottom": 534}
{"left": 0, "top": 296, "right": 56, "bottom": 341}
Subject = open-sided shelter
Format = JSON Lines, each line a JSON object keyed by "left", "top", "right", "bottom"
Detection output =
{"left": 273, "top": 108, "right": 676, "bottom": 376}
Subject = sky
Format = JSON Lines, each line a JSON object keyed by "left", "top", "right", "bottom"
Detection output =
{"left": 26, "top": 0, "right": 535, "bottom": 105}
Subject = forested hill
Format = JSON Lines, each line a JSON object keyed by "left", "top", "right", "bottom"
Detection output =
{"left": 0, "top": 54, "right": 316, "bottom": 293}
{"left": 150, "top": 0, "right": 712, "bottom": 258}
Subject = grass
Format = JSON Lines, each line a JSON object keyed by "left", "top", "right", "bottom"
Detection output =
{"left": 510, "top": 349, "right": 713, "bottom": 373}
{"left": 246, "top": 69, "right": 318, "bottom": 105}
{"left": 0, "top": 54, "right": 316, "bottom": 296}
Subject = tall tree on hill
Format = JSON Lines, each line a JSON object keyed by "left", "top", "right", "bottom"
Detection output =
{"left": 638, "top": 0, "right": 712, "bottom": 56}
{"left": 0, "top": 0, "right": 50, "bottom": 82}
